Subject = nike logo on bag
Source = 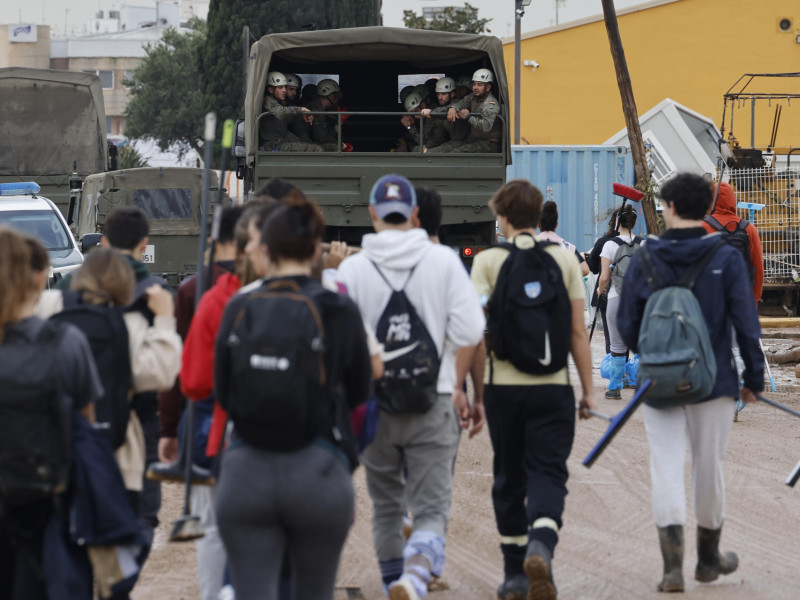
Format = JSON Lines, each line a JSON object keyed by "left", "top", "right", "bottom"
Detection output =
{"left": 538, "top": 331, "right": 552, "bottom": 366}
{"left": 381, "top": 342, "right": 421, "bottom": 363}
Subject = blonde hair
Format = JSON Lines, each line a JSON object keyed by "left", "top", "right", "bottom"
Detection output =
{"left": 0, "top": 227, "right": 47, "bottom": 342}
{"left": 71, "top": 247, "right": 135, "bottom": 306}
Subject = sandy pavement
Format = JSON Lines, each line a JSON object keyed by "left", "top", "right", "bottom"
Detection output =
{"left": 134, "top": 330, "right": 800, "bottom": 599}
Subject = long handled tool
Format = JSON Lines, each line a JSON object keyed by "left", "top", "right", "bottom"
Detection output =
{"left": 755, "top": 394, "right": 800, "bottom": 488}
{"left": 759, "top": 339, "right": 778, "bottom": 392}
{"left": 582, "top": 379, "right": 652, "bottom": 468}
{"left": 169, "top": 113, "right": 219, "bottom": 543}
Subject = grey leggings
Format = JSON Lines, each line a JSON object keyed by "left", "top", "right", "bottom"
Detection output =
{"left": 605, "top": 295, "right": 628, "bottom": 354}
{"left": 215, "top": 441, "right": 354, "bottom": 600}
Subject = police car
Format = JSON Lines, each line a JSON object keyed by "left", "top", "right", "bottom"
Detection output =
{"left": 0, "top": 182, "right": 84, "bottom": 281}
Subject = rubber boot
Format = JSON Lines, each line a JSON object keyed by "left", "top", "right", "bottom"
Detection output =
{"left": 656, "top": 525, "right": 684, "bottom": 593}
{"left": 523, "top": 540, "right": 556, "bottom": 600}
{"left": 695, "top": 525, "right": 738, "bottom": 583}
{"left": 605, "top": 355, "right": 626, "bottom": 399}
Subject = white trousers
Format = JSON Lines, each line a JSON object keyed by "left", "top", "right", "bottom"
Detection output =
{"left": 643, "top": 397, "right": 735, "bottom": 529}
{"left": 191, "top": 485, "right": 227, "bottom": 600}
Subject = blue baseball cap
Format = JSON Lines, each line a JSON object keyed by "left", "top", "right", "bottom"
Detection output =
{"left": 369, "top": 174, "right": 417, "bottom": 220}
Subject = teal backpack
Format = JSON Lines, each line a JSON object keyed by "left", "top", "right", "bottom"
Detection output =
{"left": 636, "top": 239, "right": 724, "bottom": 408}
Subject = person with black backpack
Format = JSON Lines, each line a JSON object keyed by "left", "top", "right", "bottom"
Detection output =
{"left": 587, "top": 207, "right": 623, "bottom": 355}
{"left": 597, "top": 204, "right": 643, "bottom": 399}
{"left": 336, "top": 174, "right": 485, "bottom": 600}
{"left": 213, "top": 199, "right": 371, "bottom": 600}
{"left": 702, "top": 181, "right": 764, "bottom": 304}
{"left": 617, "top": 173, "right": 764, "bottom": 594}
{"left": 0, "top": 228, "right": 103, "bottom": 599}
{"left": 37, "top": 248, "right": 181, "bottom": 512}
{"left": 470, "top": 180, "right": 595, "bottom": 600}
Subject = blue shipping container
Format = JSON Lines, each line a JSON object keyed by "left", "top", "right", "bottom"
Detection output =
{"left": 506, "top": 145, "right": 642, "bottom": 252}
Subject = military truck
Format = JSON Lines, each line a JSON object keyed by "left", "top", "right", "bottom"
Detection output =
{"left": 0, "top": 68, "right": 109, "bottom": 219}
{"left": 238, "top": 27, "right": 510, "bottom": 257}
{"left": 71, "top": 167, "right": 229, "bottom": 286}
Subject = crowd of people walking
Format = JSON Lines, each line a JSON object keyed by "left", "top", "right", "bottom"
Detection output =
{"left": 0, "top": 170, "right": 766, "bottom": 600}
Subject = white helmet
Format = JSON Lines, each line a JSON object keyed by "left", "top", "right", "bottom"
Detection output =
{"left": 404, "top": 92, "right": 423, "bottom": 112}
{"left": 435, "top": 77, "right": 456, "bottom": 93}
{"left": 400, "top": 86, "right": 415, "bottom": 103}
{"left": 472, "top": 68, "right": 494, "bottom": 83}
{"left": 267, "top": 71, "right": 287, "bottom": 86}
{"left": 317, "top": 78, "right": 340, "bottom": 97}
{"left": 285, "top": 73, "right": 302, "bottom": 88}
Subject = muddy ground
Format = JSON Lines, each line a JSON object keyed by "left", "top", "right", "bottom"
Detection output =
{"left": 133, "top": 329, "right": 800, "bottom": 599}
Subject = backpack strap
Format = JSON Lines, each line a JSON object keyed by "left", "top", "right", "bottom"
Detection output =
{"left": 369, "top": 248, "right": 431, "bottom": 293}
{"left": 637, "top": 244, "right": 667, "bottom": 292}
{"left": 677, "top": 239, "right": 726, "bottom": 289}
{"left": 703, "top": 215, "right": 723, "bottom": 231}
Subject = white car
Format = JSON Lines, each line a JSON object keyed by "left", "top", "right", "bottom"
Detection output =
{"left": 0, "top": 182, "right": 83, "bottom": 282}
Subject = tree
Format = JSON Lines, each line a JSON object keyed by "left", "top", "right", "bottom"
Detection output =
{"left": 117, "top": 144, "right": 149, "bottom": 169}
{"left": 123, "top": 19, "right": 207, "bottom": 157}
{"left": 200, "top": 0, "right": 376, "bottom": 129}
{"left": 403, "top": 3, "right": 491, "bottom": 34}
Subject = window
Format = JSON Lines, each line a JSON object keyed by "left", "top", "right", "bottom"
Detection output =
{"left": 84, "top": 69, "right": 114, "bottom": 89}
{"left": 133, "top": 188, "right": 193, "bottom": 219}
{"left": 0, "top": 210, "right": 72, "bottom": 251}
{"left": 106, "top": 116, "right": 113, "bottom": 134}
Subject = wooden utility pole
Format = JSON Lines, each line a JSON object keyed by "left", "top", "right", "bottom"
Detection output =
{"left": 600, "top": 0, "right": 660, "bottom": 234}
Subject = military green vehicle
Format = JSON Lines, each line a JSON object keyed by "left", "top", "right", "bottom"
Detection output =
{"left": 71, "top": 167, "right": 229, "bottom": 285}
{"left": 0, "top": 68, "right": 109, "bottom": 219}
{"left": 239, "top": 27, "right": 510, "bottom": 257}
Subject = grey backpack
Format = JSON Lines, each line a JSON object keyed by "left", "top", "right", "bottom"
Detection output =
{"left": 610, "top": 236, "right": 642, "bottom": 295}
{"left": 636, "top": 240, "right": 724, "bottom": 408}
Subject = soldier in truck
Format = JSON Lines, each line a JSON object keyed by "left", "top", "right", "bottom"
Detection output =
{"left": 428, "top": 69, "right": 502, "bottom": 154}
{"left": 260, "top": 71, "right": 323, "bottom": 152}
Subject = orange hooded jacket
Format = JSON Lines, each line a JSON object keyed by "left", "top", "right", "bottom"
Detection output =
{"left": 703, "top": 182, "right": 764, "bottom": 303}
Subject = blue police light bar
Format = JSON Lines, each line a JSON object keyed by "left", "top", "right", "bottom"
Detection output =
{"left": 0, "top": 182, "right": 41, "bottom": 196}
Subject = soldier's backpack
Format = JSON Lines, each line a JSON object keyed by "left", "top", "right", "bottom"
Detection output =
{"left": 372, "top": 260, "right": 441, "bottom": 414}
{"left": 486, "top": 236, "right": 571, "bottom": 377}
{"left": 225, "top": 279, "right": 328, "bottom": 450}
{"left": 703, "top": 215, "right": 754, "bottom": 284}
{"left": 51, "top": 291, "right": 132, "bottom": 450}
{"left": 0, "top": 320, "right": 72, "bottom": 503}
{"left": 609, "top": 235, "right": 643, "bottom": 295}
{"left": 636, "top": 240, "right": 724, "bottom": 408}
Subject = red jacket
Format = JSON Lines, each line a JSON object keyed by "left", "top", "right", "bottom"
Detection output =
{"left": 180, "top": 272, "right": 241, "bottom": 456}
{"left": 703, "top": 182, "right": 764, "bottom": 303}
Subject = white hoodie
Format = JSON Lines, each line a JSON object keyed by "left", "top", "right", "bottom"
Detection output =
{"left": 337, "top": 228, "right": 485, "bottom": 394}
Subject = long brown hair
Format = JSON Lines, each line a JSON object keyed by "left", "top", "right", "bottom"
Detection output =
{"left": 71, "top": 247, "right": 135, "bottom": 306}
{"left": 0, "top": 227, "right": 45, "bottom": 342}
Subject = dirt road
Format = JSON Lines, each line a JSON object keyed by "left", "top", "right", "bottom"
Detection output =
{"left": 134, "top": 331, "right": 800, "bottom": 599}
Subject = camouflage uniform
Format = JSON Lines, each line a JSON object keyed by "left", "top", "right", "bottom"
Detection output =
{"left": 409, "top": 107, "right": 449, "bottom": 151}
{"left": 308, "top": 97, "right": 341, "bottom": 152}
{"left": 427, "top": 92, "right": 502, "bottom": 153}
{"left": 259, "top": 95, "right": 323, "bottom": 152}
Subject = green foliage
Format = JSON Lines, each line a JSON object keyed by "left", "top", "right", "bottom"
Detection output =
{"left": 123, "top": 19, "right": 207, "bottom": 156}
{"left": 117, "top": 145, "right": 150, "bottom": 169}
{"left": 403, "top": 3, "right": 491, "bottom": 34}
{"left": 200, "top": 0, "right": 377, "bottom": 129}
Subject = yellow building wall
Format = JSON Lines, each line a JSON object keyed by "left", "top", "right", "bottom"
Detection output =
{"left": 505, "top": 0, "right": 800, "bottom": 148}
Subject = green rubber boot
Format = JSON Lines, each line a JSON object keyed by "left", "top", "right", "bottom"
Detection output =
{"left": 657, "top": 525, "right": 685, "bottom": 593}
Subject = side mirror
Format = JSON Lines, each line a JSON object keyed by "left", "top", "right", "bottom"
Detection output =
{"left": 67, "top": 195, "right": 77, "bottom": 226}
{"left": 81, "top": 233, "right": 103, "bottom": 253}
{"left": 233, "top": 119, "right": 246, "bottom": 158}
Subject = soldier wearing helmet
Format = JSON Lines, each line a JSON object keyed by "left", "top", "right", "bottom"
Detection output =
{"left": 454, "top": 75, "right": 472, "bottom": 100}
{"left": 411, "top": 77, "right": 458, "bottom": 151}
{"left": 284, "top": 73, "right": 302, "bottom": 105}
{"left": 291, "top": 78, "right": 348, "bottom": 152}
{"left": 260, "top": 71, "right": 322, "bottom": 152}
{"left": 428, "top": 68, "right": 502, "bottom": 154}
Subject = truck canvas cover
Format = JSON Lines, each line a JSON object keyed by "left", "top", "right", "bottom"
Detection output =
{"left": 0, "top": 68, "right": 107, "bottom": 176}
{"left": 245, "top": 26, "right": 511, "bottom": 165}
